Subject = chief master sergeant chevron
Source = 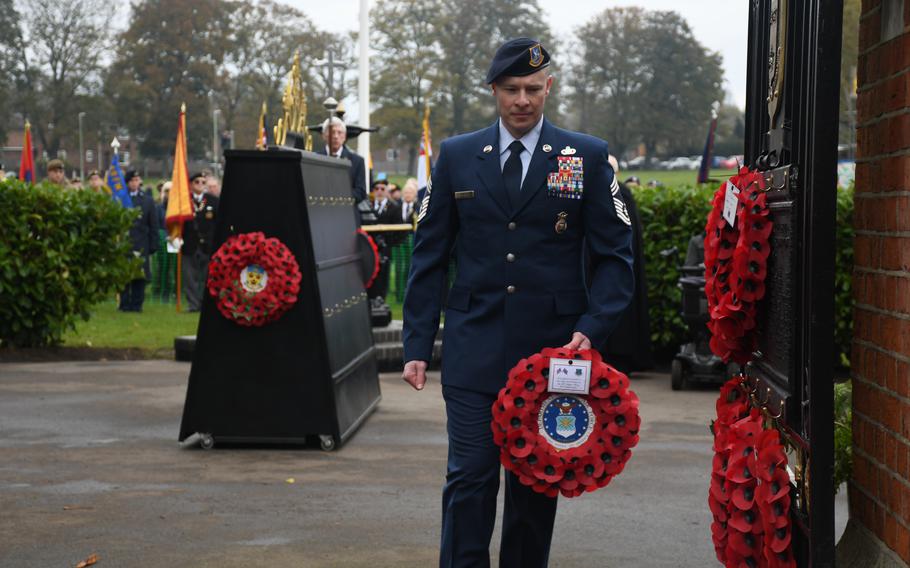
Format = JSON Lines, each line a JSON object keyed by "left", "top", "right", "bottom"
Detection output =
{"left": 402, "top": 38, "right": 634, "bottom": 567}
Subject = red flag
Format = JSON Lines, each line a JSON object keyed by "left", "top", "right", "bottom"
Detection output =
{"left": 19, "top": 121, "right": 34, "bottom": 183}
{"left": 165, "top": 104, "right": 193, "bottom": 238}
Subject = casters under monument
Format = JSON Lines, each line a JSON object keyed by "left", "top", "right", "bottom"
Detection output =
{"left": 199, "top": 433, "right": 215, "bottom": 450}
{"left": 319, "top": 435, "right": 336, "bottom": 452}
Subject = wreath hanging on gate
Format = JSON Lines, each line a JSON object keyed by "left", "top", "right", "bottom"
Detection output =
{"left": 709, "top": 375, "right": 795, "bottom": 568}
{"left": 704, "top": 167, "right": 773, "bottom": 365}
{"left": 207, "top": 232, "right": 302, "bottom": 327}
{"left": 491, "top": 348, "right": 640, "bottom": 499}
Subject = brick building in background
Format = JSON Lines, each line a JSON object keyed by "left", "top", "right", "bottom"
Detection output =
{"left": 839, "top": 0, "right": 910, "bottom": 565}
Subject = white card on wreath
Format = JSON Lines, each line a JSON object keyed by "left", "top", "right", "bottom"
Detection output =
{"left": 723, "top": 181, "right": 740, "bottom": 227}
{"left": 547, "top": 358, "right": 592, "bottom": 395}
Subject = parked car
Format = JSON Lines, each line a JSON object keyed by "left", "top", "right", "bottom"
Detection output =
{"left": 664, "top": 156, "right": 700, "bottom": 170}
{"left": 719, "top": 155, "right": 743, "bottom": 169}
{"left": 626, "top": 156, "right": 648, "bottom": 170}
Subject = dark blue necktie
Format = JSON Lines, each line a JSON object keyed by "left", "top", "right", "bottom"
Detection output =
{"left": 502, "top": 140, "right": 524, "bottom": 208}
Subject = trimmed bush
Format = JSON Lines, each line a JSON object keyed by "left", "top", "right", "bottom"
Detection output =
{"left": 0, "top": 180, "right": 138, "bottom": 347}
{"left": 633, "top": 183, "right": 715, "bottom": 359}
{"left": 634, "top": 182, "right": 854, "bottom": 365}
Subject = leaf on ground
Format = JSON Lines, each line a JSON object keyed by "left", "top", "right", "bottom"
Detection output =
{"left": 75, "top": 553, "right": 99, "bottom": 568}
{"left": 62, "top": 505, "right": 94, "bottom": 511}
{"left": 285, "top": 478, "right": 295, "bottom": 484}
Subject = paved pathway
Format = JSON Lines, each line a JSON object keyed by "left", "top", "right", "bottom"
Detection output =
{"left": 0, "top": 361, "right": 845, "bottom": 567}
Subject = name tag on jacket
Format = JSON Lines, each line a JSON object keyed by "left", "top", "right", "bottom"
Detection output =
{"left": 455, "top": 190, "right": 475, "bottom": 200}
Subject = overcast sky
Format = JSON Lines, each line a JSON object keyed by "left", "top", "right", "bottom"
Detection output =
{"left": 283, "top": 0, "right": 749, "bottom": 118}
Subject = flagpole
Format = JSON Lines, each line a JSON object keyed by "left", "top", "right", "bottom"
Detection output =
{"left": 176, "top": 247, "right": 182, "bottom": 313}
{"left": 175, "top": 103, "right": 186, "bottom": 313}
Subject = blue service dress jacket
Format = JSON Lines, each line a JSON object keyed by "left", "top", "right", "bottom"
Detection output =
{"left": 403, "top": 118, "right": 634, "bottom": 394}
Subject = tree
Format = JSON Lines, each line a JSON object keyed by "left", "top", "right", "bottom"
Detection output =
{"left": 105, "top": 0, "right": 234, "bottom": 159}
{"left": 566, "top": 7, "right": 649, "bottom": 157}
{"left": 215, "top": 1, "right": 346, "bottom": 150}
{"left": 8, "top": 0, "right": 112, "bottom": 157}
{"left": 713, "top": 103, "right": 746, "bottom": 157}
{"left": 637, "top": 11, "right": 723, "bottom": 157}
{"left": 568, "top": 8, "right": 723, "bottom": 159}
{"left": 370, "top": 0, "right": 443, "bottom": 173}
{"left": 0, "top": 0, "right": 20, "bottom": 144}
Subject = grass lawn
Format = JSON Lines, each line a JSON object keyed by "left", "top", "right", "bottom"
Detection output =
{"left": 62, "top": 300, "right": 200, "bottom": 352}
{"left": 62, "top": 298, "right": 403, "bottom": 353}
{"left": 620, "top": 169, "right": 735, "bottom": 187}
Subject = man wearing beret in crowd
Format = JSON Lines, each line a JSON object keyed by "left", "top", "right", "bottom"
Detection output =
{"left": 402, "top": 38, "right": 634, "bottom": 567}
{"left": 45, "top": 159, "right": 68, "bottom": 187}
{"left": 120, "top": 170, "right": 159, "bottom": 312}
{"left": 181, "top": 172, "right": 220, "bottom": 312}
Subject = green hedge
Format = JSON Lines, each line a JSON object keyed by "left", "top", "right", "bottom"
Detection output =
{"left": 634, "top": 182, "right": 854, "bottom": 366}
{"left": 0, "top": 180, "right": 138, "bottom": 347}
{"left": 634, "top": 183, "right": 715, "bottom": 359}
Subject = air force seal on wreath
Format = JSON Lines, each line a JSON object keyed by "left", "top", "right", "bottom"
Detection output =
{"left": 538, "top": 394, "right": 596, "bottom": 450}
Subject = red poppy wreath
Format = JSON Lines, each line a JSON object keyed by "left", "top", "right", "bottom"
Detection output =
{"left": 709, "top": 375, "right": 795, "bottom": 568}
{"left": 704, "top": 167, "right": 773, "bottom": 365}
{"left": 356, "top": 228, "right": 381, "bottom": 290}
{"left": 492, "top": 348, "right": 640, "bottom": 499}
{"left": 206, "top": 232, "right": 302, "bottom": 326}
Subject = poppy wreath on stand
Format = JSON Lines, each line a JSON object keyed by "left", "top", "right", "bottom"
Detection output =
{"left": 709, "top": 375, "right": 795, "bottom": 568}
{"left": 206, "top": 232, "right": 302, "bottom": 327}
{"left": 491, "top": 348, "right": 640, "bottom": 499}
{"left": 356, "top": 228, "right": 381, "bottom": 290}
{"left": 704, "top": 167, "right": 773, "bottom": 365}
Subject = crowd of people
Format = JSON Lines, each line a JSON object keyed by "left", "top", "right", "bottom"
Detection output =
{"left": 4, "top": 115, "right": 422, "bottom": 316}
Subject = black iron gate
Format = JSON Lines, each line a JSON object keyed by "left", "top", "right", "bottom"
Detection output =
{"left": 744, "top": 0, "right": 842, "bottom": 566}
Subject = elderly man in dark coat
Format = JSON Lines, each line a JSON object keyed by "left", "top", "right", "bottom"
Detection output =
{"left": 120, "top": 170, "right": 159, "bottom": 312}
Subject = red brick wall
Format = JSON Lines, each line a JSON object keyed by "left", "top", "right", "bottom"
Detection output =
{"left": 851, "top": 0, "right": 910, "bottom": 562}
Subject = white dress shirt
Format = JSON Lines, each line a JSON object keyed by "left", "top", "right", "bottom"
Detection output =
{"left": 498, "top": 116, "right": 544, "bottom": 188}
{"left": 402, "top": 201, "right": 414, "bottom": 221}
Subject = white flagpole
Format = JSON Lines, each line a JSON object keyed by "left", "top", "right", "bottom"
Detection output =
{"left": 357, "top": 0, "right": 370, "bottom": 171}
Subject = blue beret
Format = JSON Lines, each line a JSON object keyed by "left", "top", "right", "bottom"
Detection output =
{"left": 485, "top": 37, "right": 550, "bottom": 84}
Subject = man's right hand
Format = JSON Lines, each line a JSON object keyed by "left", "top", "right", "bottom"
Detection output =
{"left": 402, "top": 360, "right": 429, "bottom": 391}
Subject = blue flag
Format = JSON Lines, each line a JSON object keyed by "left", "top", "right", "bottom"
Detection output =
{"left": 106, "top": 153, "right": 131, "bottom": 207}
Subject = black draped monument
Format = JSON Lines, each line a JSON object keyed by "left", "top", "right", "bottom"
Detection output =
{"left": 178, "top": 148, "right": 381, "bottom": 451}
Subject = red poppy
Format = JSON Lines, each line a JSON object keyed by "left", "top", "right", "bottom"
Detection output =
{"left": 730, "top": 480, "right": 758, "bottom": 510}
{"left": 531, "top": 452, "right": 565, "bottom": 484}
{"left": 506, "top": 428, "right": 535, "bottom": 459}
{"left": 727, "top": 529, "right": 764, "bottom": 558}
{"left": 575, "top": 455, "right": 606, "bottom": 486}
{"left": 728, "top": 505, "right": 763, "bottom": 535}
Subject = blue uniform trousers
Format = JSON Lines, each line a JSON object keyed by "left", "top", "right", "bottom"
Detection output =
{"left": 441, "top": 385, "right": 557, "bottom": 568}
{"left": 119, "top": 278, "right": 146, "bottom": 312}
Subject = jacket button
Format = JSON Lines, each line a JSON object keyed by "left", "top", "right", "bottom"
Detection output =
{"left": 506, "top": 285, "right": 516, "bottom": 294}
{"left": 506, "top": 253, "right": 515, "bottom": 262}
{"left": 508, "top": 222, "right": 517, "bottom": 230}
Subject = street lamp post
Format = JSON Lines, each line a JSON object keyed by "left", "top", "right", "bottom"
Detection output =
{"left": 78, "top": 112, "right": 86, "bottom": 181}
{"left": 212, "top": 108, "right": 221, "bottom": 174}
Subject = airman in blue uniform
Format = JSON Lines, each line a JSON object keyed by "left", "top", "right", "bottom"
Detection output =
{"left": 402, "top": 37, "right": 635, "bottom": 568}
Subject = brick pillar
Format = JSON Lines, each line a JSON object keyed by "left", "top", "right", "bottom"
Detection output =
{"left": 847, "top": 0, "right": 910, "bottom": 564}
